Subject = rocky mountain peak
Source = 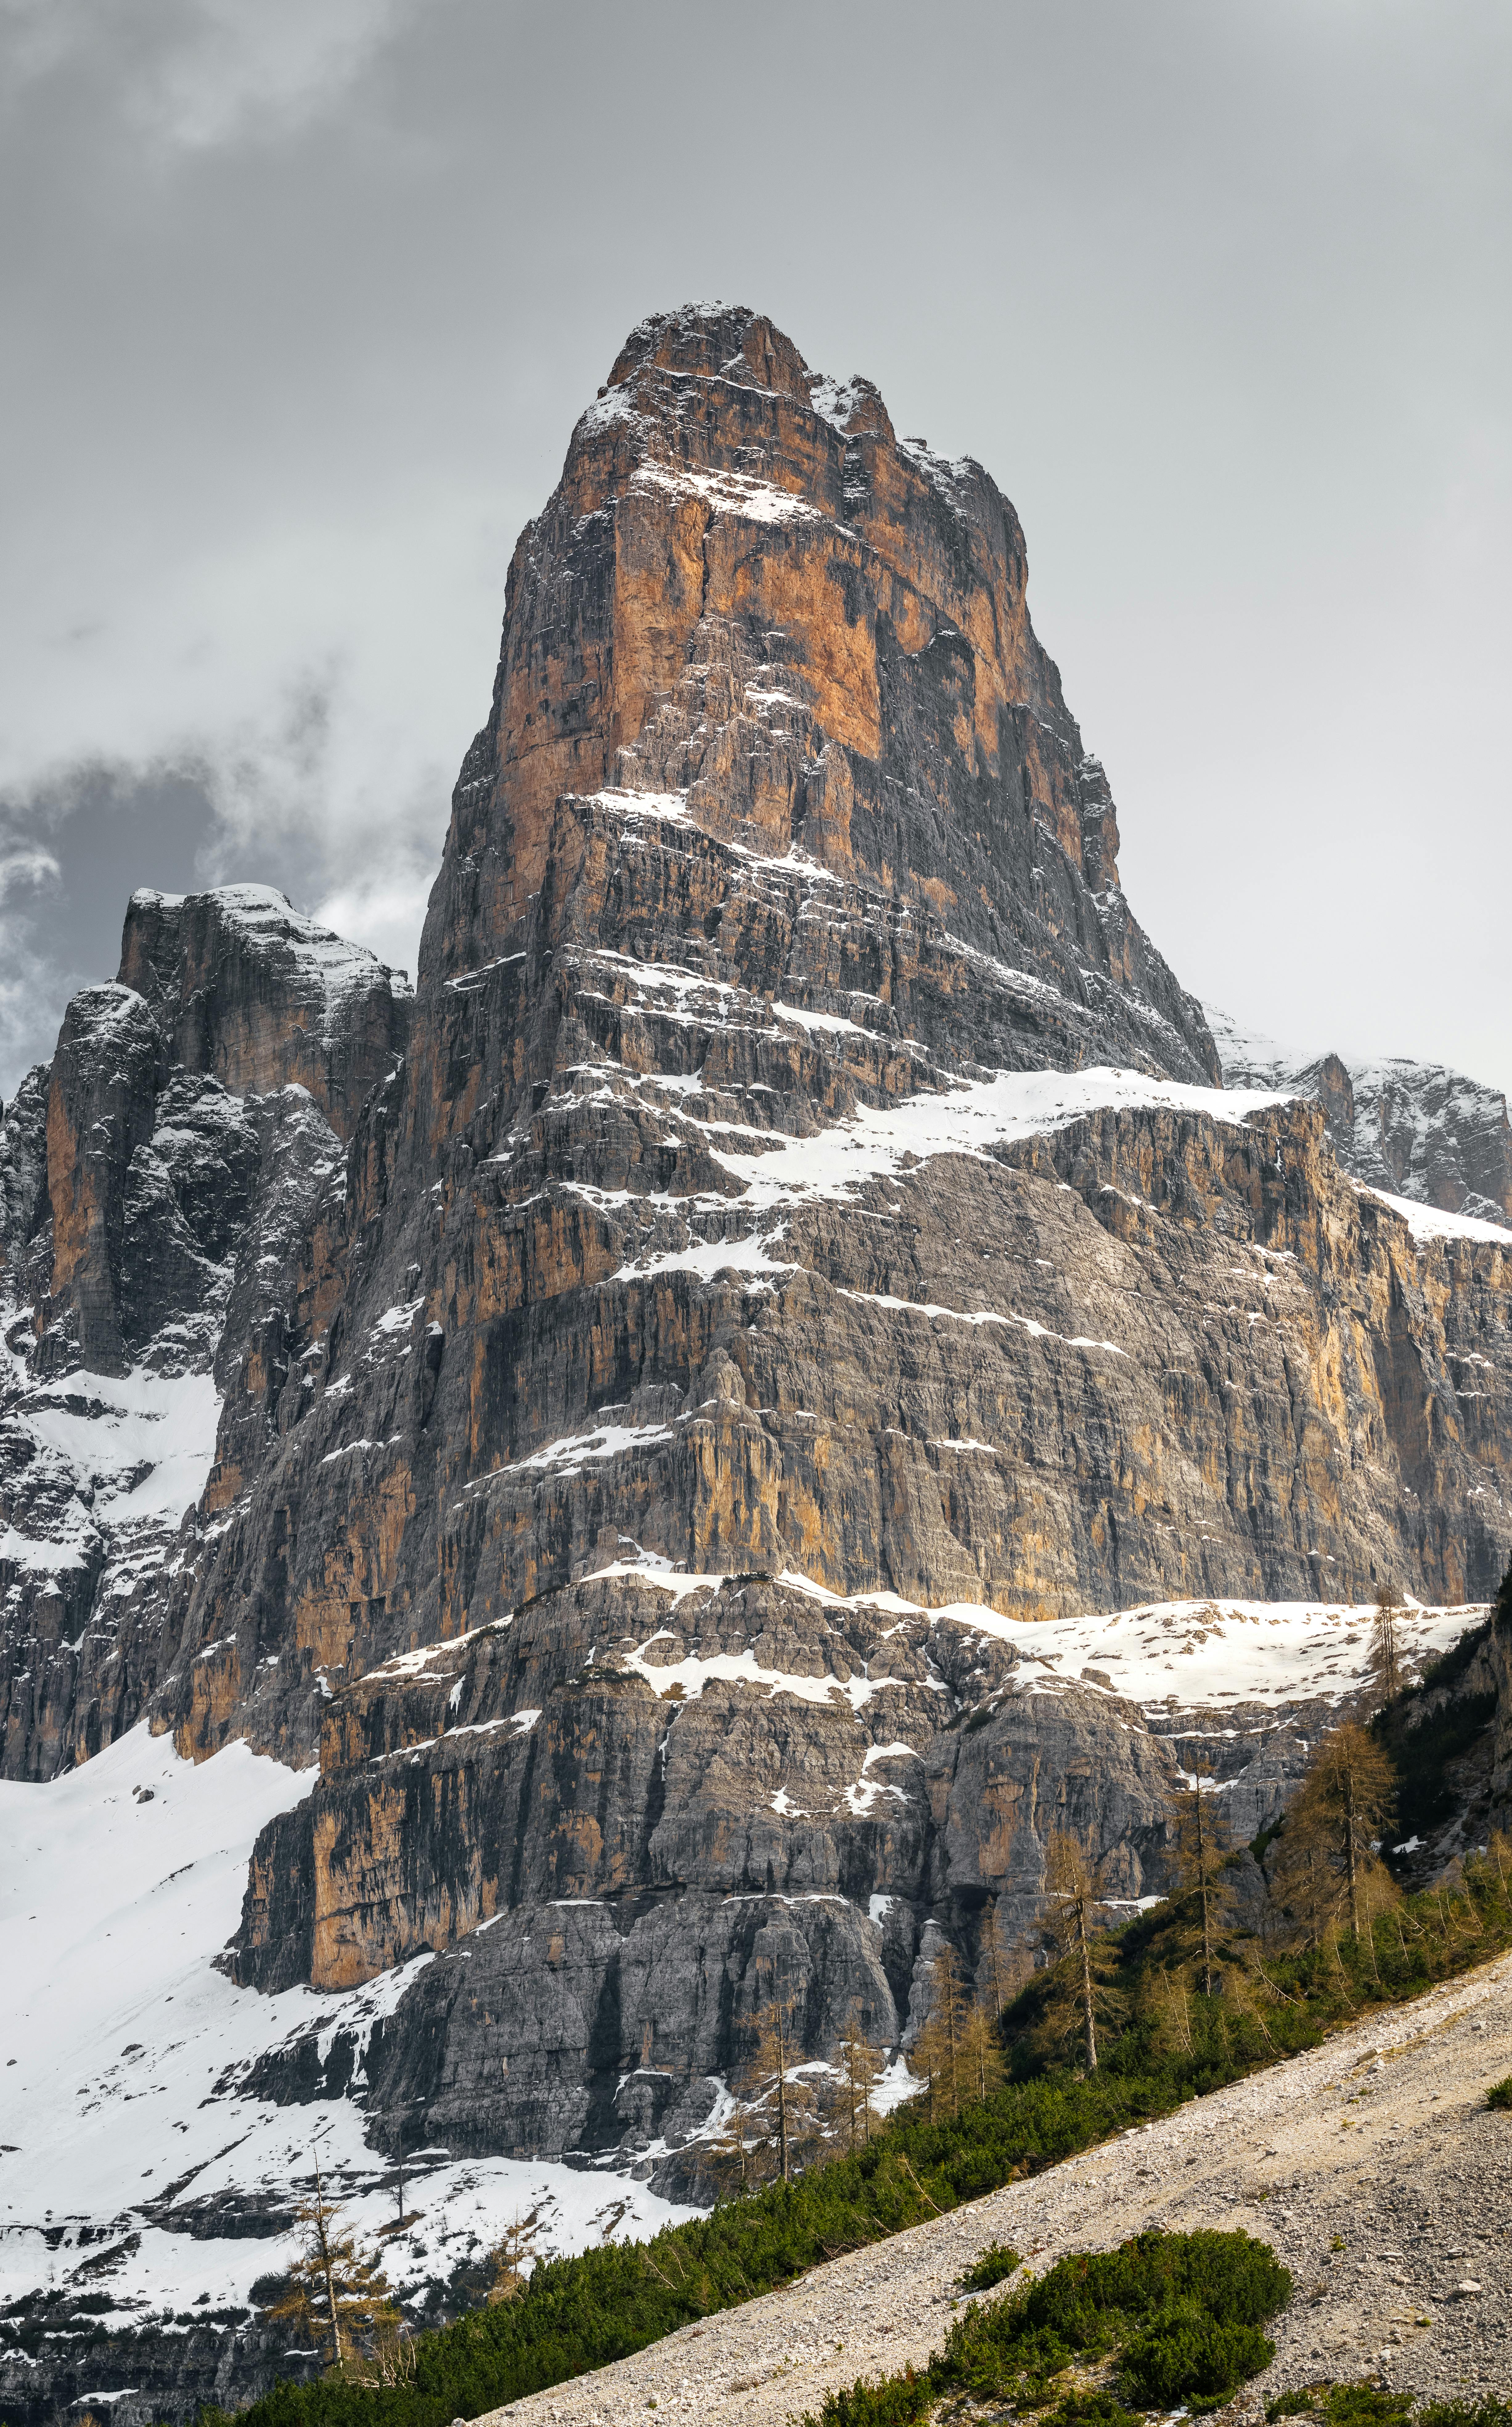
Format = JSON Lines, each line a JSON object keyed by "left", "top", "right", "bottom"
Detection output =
{"left": 605, "top": 300, "right": 815, "bottom": 402}
{"left": 420, "top": 304, "right": 1216, "bottom": 1096}
{"left": 3, "top": 307, "right": 1510, "bottom": 2367}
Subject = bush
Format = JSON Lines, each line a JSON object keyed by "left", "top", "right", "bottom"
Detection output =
{"left": 1117, "top": 2306, "right": 1275, "bottom": 2409}
{"left": 958, "top": 2241, "right": 1021, "bottom": 2293}
{"left": 1040, "top": 2395, "right": 1143, "bottom": 2427}
{"left": 1321, "top": 2391, "right": 1413, "bottom": 2425}
{"left": 1485, "top": 2075, "right": 1512, "bottom": 2110}
{"left": 1267, "top": 2397, "right": 1317, "bottom": 2420}
{"left": 1416, "top": 2405, "right": 1512, "bottom": 2427}
{"left": 806, "top": 2229, "right": 1291, "bottom": 2427}
{"left": 805, "top": 2368, "right": 933, "bottom": 2426}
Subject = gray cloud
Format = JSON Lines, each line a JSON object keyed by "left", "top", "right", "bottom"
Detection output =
{"left": 2, "top": 0, "right": 1508, "bottom": 1101}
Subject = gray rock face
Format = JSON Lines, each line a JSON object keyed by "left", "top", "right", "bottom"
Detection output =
{"left": 118, "top": 884, "right": 413, "bottom": 1142}
{"left": 1208, "top": 1005, "right": 1512, "bottom": 1228}
{"left": 0, "top": 889, "right": 410, "bottom": 1778}
{"left": 2, "top": 309, "right": 1510, "bottom": 2241}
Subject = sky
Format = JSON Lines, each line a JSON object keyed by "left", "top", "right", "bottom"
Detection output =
{"left": 2, "top": 0, "right": 1508, "bottom": 1101}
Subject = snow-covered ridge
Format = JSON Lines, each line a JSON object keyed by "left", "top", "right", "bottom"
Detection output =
{"left": 1357, "top": 1184, "right": 1511, "bottom": 1248}
{"left": 1208, "top": 1001, "right": 1510, "bottom": 1233}
{"left": 130, "top": 884, "right": 414, "bottom": 1016}
{"left": 584, "top": 1559, "right": 1484, "bottom": 1717}
{"left": 631, "top": 459, "right": 824, "bottom": 527}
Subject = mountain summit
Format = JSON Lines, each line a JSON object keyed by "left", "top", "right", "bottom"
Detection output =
{"left": 1, "top": 308, "right": 1508, "bottom": 2408}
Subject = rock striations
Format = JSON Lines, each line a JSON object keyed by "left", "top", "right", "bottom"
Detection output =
{"left": 2, "top": 306, "right": 1510, "bottom": 2216}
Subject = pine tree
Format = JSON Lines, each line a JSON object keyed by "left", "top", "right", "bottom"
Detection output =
{"left": 1171, "top": 1763, "right": 1235, "bottom": 1995}
{"left": 1043, "top": 1831, "right": 1106, "bottom": 2072}
{"left": 269, "top": 2150, "right": 400, "bottom": 2372}
{"left": 1276, "top": 1720, "right": 1396, "bottom": 1939}
{"left": 1371, "top": 1585, "right": 1404, "bottom": 1705}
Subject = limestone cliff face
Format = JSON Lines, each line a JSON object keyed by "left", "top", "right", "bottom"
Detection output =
{"left": 3, "top": 308, "right": 1510, "bottom": 2194}
{"left": 0, "top": 889, "right": 410, "bottom": 1778}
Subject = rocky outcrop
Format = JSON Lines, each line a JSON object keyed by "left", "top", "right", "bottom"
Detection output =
{"left": 4, "top": 307, "right": 1511, "bottom": 2214}
{"left": 1208, "top": 1005, "right": 1512, "bottom": 1228}
{"left": 119, "top": 885, "right": 412, "bottom": 1140}
{"left": 0, "top": 890, "right": 410, "bottom": 1777}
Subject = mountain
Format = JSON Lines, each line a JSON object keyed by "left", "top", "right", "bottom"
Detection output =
{"left": 2, "top": 304, "right": 1510, "bottom": 2417}
{"left": 1207, "top": 1005, "right": 1512, "bottom": 1231}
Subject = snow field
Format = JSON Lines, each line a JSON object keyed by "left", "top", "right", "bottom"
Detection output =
{"left": 0, "top": 1728, "right": 691, "bottom": 2323}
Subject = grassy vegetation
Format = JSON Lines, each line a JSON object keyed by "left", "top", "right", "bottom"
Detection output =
{"left": 194, "top": 1841, "right": 1512, "bottom": 2427}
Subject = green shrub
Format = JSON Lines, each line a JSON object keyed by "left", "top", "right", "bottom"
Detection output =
{"left": 1416, "top": 2404, "right": 1512, "bottom": 2427}
{"left": 1485, "top": 2074, "right": 1512, "bottom": 2110}
{"left": 1117, "top": 2305, "right": 1275, "bottom": 2410}
{"left": 958, "top": 2240, "right": 1021, "bottom": 2293}
{"left": 806, "top": 2229, "right": 1291, "bottom": 2427}
{"left": 1040, "top": 2394, "right": 1143, "bottom": 2427}
{"left": 1266, "top": 2397, "right": 1318, "bottom": 2420}
{"left": 1320, "top": 2390, "right": 1413, "bottom": 2425}
{"left": 804, "top": 2367, "right": 934, "bottom": 2426}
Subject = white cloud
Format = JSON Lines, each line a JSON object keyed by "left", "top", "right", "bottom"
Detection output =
{"left": 1, "top": 480, "right": 507, "bottom": 991}
{"left": 0, "top": 0, "right": 429, "bottom": 153}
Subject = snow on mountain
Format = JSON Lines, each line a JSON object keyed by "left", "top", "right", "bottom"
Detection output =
{"left": 0, "top": 1581, "right": 1481, "bottom": 2332}
{"left": 0, "top": 1726, "right": 692, "bottom": 2326}
{"left": 590, "top": 1561, "right": 1482, "bottom": 1718}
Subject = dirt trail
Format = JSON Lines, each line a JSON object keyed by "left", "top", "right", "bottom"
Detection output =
{"left": 485, "top": 1952, "right": 1512, "bottom": 2424}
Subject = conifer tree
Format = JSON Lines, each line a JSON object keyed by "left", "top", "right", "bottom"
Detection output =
{"left": 744, "top": 1993, "right": 811, "bottom": 2182}
{"left": 270, "top": 2150, "right": 399, "bottom": 2372}
{"left": 977, "top": 1897, "right": 1031, "bottom": 2016}
{"left": 836, "top": 2002, "right": 884, "bottom": 2148}
{"left": 1043, "top": 1831, "right": 1106, "bottom": 2072}
{"left": 959, "top": 1998, "right": 1006, "bottom": 2103}
{"left": 486, "top": 2211, "right": 542, "bottom": 2304}
{"left": 1371, "top": 1584, "right": 1404, "bottom": 1705}
{"left": 910, "top": 1947, "right": 970, "bottom": 2118}
{"left": 1276, "top": 1720, "right": 1396, "bottom": 1939}
{"left": 1171, "top": 1763, "right": 1235, "bottom": 1994}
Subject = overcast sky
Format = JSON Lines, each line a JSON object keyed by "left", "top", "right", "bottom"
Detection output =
{"left": 2, "top": 0, "right": 1508, "bottom": 1102}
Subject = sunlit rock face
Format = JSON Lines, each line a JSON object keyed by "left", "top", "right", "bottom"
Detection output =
{"left": 2, "top": 309, "right": 1509, "bottom": 2202}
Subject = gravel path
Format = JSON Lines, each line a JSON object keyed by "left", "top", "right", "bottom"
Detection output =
{"left": 484, "top": 1952, "right": 1512, "bottom": 2425}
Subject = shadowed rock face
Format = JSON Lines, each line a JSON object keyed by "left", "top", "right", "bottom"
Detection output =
{"left": 3, "top": 308, "right": 1510, "bottom": 2199}
{"left": 118, "top": 885, "right": 413, "bottom": 1142}
{"left": 0, "top": 890, "right": 410, "bottom": 1776}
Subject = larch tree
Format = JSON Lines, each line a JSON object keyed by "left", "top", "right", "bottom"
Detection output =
{"left": 911, "top": 1947, "right": 971, "bottom": 2119}
{"left": 744, "top": 1992, "right": 811, "bottom": 2182}
{"left": 1278, "top": 1720, "right": 1396, "bottom": 1939}
{"left": 1370, "top": 1585, "right": 1404, "bottom": 1705}
{"left": 269, "top": 2149, "right": 399, "bottom": 2372}
{"left": 977, "top": 1897, "right": 1031, "bottom": 2018}
{"left": 1043, "top": 1831, "right": 1106, "bottom": 2074}
{"left": 836, "top": 2002, "right": 884, "bottom": 2148}
{"left": 1171, "top": 1762, "right": 1235, "bottom": 1995}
